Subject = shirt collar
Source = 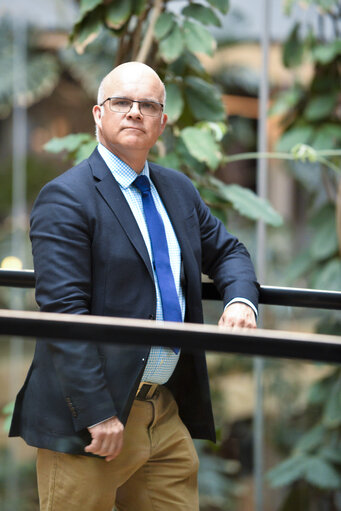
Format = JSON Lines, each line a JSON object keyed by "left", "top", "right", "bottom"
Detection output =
{"left": 97, "top": 143, "right": 149, "bottom": 189}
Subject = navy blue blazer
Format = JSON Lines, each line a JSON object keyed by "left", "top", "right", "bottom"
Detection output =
{"left": 10, "top": 148, "right": 259, "bottom": 454}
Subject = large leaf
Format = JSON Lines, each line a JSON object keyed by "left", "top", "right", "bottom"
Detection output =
{"left": 212, "top": 181, "right": 283, "bottom": 226}
{"left": 185, "top": 76, "right": 225, "bottom": 122}
{"left": 159, "top": 24, "right": 184, "bottom": 63}
{"left": 294, "top": 424, "right": 325, "bottom": 453}
{"left": 164, "top": 82, "right": 184, "bottom": 123}
{"left": 312, "top": 40, "right": 341, "bottom": 64}
{"left": 78, "top": 0, "right": 103, "bottom": 19}
{"left": 312, "top": 258, "right": 341, "bottom": 291}
{"left": 180, "top": 127, "right": 222, "bottom": 170}
{"left": 105, "top": 0, "right": 132, "bottom": 30}
{"left": 283, "top": 23, "right": 304, "bottom": 68}
{"left": 310, "top": 204, "right": 338, "bottom": 261}
{"left": 312, "top": 123, "right": 341, "bottom": 150}
{"left": 182, "top": 3, "right": 221, "bottom": 27}
{"left": 276, "top": 125, "right": 314, "bottom": 152}
{"left": 183, "top": 20, "right": 216, "bottom": 57}
{"left": 154, "top": 12, "right": 175, "bottom": 40}
{"left": 44, "top": 133, "right": 97, "bottom": 164}
{"left": 269, "top": 87, "right": 303, "bottom": 116}
{"left": 132, "top": 0, "right": 147, "bottom": 16}
{"left": 267, "top": 455, "right": 308, "bottom": 487}
{"left": 304, "top": 93, "right": 337, "bottom": 121}
{"left": 304, "top": 457, "right": 341, "bottom": 489}
{"left": 284, "top": 249, "right": 315, "bottom": 284}
{"left": 206, "top": 0, "right": 229, "bottom": 14}
{"left": 72, "top": 9, "right": 103, "bottom": 54}
{"left": 323, "top": 377, "right": 341, "bottom": 427}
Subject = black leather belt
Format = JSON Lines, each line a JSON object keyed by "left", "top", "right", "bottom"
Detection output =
{"left": 135, "top": 382, "right": 159, "bottom": 400}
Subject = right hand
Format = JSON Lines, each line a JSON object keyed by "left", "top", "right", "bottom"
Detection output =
{"left": 85, "top": 416, "right": 124, "bottom": 462}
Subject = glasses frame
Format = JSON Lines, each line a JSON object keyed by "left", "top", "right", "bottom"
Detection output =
{"left": 99, "top": 96, "right": 164, "bottom": 117}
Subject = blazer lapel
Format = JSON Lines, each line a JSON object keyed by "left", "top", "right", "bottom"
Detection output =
{"left": 88, "top": 150, "right": 154, "bottom": 279}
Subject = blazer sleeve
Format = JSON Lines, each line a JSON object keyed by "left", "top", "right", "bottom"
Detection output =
{"left": 30, "top": 178, "right": 117, "bottom": 431}
{"left": 193, "top": 186, "right": 259, "bottom": 309}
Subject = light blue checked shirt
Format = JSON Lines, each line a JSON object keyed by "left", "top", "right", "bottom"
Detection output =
{"left": 98, "top": 143, "right": 184, "bottom": 384}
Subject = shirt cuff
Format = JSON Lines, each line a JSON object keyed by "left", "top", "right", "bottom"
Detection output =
{"left": 224, "top": 297, "right": 258, "bottom": 319}
{"left": 88, "top": 416, "right": 115, "bottom": 429}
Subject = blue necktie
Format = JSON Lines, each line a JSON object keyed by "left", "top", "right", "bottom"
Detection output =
{"left": 133, "top": 175, "right": 181, "bottom": 354}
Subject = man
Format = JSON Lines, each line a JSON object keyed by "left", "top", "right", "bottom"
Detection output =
{"left": 10, "top": 62, "right": 258, "bottom": 511}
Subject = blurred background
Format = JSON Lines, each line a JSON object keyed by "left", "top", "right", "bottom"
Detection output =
{"left": 0, "top": 0, "right": 340, "bottom": 509}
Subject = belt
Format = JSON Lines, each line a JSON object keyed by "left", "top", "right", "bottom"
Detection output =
{"left": 135, "top": 382, "right": 159, "bottom": 400}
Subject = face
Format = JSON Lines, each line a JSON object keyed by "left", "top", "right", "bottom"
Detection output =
{"left": 93, "top": 64, "right": 167, "bottom": 165}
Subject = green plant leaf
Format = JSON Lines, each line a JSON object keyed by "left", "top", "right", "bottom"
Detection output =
{"left": 323, "top": 377, "right": 341, "bottom": 427}
{"left": 74, "top": 139, "right": 98, "bottom": 164}
{"left": 212, "top": 180, "right": 283, "bottom": 226}
{"left": 284, "top": 249, "right": 315, "bottom": 284}
{"left": 183, "top": 20, "right": 216, "bottom": 57}
{"left": 312, "top": 40, "right": 341, "bottom": 64}
{"left": 44, "top": 133, "right": 97, "bottom": 164}
{"left": 295, "top": 424, "right": 325, "bottom": 453}
{"left": 182, "top": 3, "right": 221, "bottom": 27}
{"left": 154, "top": 12, "right": 175, "bottom": 40}
{"left": 79, "top": 0, "right": 103, "bottom": 18}
{"left": 319, "top": 446, "right": 341, "bottom": 464}
{"left": 105, "top": 0, "right": 132, "bottom": 30}
{"left": 309, "top": 204, "right": 338, "bottom": 262}
{"left": 159, "top": 24, "right": 184, "bottom": 63}
{"left": 132, "top": 0, "right": 147, "bottom": 16}
{"left": 164, "top": 82, "right": 184, "bottom": 123}
{"left": 304, "top": 93, "right": 337, "bottom": 121}
{"left": 269, "top": 87, "right": 303, "bottom": 116}
{"left": 72, "top": 9, "right": 103, "bottom": 54}
{"left": 206, "top": 0, "right": 229, "bottom": 14}
{"left": 180, "top": 127, "right": 222, "bottom": 170}
{"left": 276, "top": 125, "right": 314, "bottom": 152}
{"left": 185, "top": 76, "right": 225, "bottom": 122}
{"left": 312, "top": 123, "right": 341, "bottom": 150}
{"left": 154, "top": 152, "right": 181, "bottom": 170}
{"left": 304, "top": 457, "right": 341, "bottom": 489}
{"left": 267, "top": 455, "right": 308, "bottom": 487}
{"left": 312, "top": 258, "right": 341, "bottom": 291}
{"left": 283, "top": 23, "right": 304, "bottom": 68}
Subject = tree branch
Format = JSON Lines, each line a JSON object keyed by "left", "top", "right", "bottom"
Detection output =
{"left": 136, "top": 0, "right": 163, "bottom": 63}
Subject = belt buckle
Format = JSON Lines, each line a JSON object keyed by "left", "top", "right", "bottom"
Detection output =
{"left": 136, "top": 382, "right": 158, "bottom": 400}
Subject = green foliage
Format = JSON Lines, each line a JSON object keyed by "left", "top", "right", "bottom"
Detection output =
{"left": 268, "top": 3, "right": 341, "bottom": 507}
{"left": 44, "top": 134, "right": 97, "bottom": 165}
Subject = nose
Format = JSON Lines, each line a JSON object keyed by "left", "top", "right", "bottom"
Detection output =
{"left": 127, "top": 101, "right": 142, "bottom": 119}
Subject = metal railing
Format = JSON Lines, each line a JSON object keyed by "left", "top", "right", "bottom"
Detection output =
{"left": 0, "top": 269, "right": 340, "bottom": 364}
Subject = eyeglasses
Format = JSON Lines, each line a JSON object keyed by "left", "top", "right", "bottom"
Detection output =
{"left": 99, "top": 97, "right": 164, "bottom": 117}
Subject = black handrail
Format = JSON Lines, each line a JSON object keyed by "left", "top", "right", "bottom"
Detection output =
{"left": 1, "top": 269, "right": 340, "bottom": 310}
{"left": 0, "top": 309, "right": 340, "bottom": 364}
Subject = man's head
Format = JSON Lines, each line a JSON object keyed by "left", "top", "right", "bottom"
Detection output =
{"left": 93, "top": 62, "right": 167, "bottom": 171}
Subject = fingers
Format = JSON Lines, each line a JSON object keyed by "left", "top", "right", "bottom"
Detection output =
{"left": 85, "top": 416, "right": 124, "bottom": 462}
{"left": 218, "top": 303, "right": 257, "bottom": 329}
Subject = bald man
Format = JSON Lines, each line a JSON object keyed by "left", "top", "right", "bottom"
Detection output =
{"left": 10, "top": 62, "right": 259, "bottom": 511}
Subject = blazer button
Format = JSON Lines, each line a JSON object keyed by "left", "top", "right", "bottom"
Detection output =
{"left": 149, "top": 314, "right": 155, "bottom": 320}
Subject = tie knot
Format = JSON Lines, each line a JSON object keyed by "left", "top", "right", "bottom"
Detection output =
{"left": 133, "top": 175, "right": 151, "bottom": 194}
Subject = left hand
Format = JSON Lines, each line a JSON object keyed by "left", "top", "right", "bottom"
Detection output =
{"left": 218, "top": 302, "right": 257, "bottom": 329}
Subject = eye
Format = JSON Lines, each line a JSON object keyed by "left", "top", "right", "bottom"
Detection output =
{"left": 142, "top": 102, "right": 158, "bottom": 112}
{"left": 112, "top": 99, "right": 131, "bottom": 108}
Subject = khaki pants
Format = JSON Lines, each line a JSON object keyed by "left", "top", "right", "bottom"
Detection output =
{"left": 37, "top": 386, "right": 199, "bottom": 510}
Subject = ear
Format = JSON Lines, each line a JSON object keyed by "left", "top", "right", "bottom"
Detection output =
{"left": 160, "top": 113, "right": 168, "bottom": 135}
{"left": 92, "top": 105, "right": 102, "bottom": 128}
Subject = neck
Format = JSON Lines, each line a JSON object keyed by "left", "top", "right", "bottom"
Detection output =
{"left": 100, "top": 141, "right": 147, "bottom": 174}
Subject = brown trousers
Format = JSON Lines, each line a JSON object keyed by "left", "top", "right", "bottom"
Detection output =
{"left": 37, "top": 386, "right": 199, "bottom": 510}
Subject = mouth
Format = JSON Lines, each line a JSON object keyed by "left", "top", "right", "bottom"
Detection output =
{"left": 122, "top": 126, "right": 144, "bottom": 132}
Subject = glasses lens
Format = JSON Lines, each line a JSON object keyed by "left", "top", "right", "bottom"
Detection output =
{"left": 107, "top": 98, "right": 162, "bottom": 117}
{"left": 140, "top": 101, "right": 162, "bottom": 117}
{"left": 109, "top": 98, "right": 132, "bottom": 113}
